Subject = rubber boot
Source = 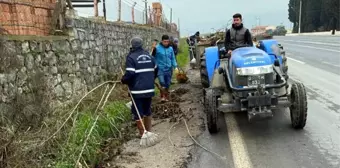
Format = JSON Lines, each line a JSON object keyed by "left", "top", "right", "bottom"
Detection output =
{"left": 160, "top": 91, "right": 164, "bottom": 101}
{"left": 164, "top": 88, "right": 170, "bottom": 102}
{"left": 143, "top": 116, "right": 152, "bottom": 131}
{"left": 160, "top": 87, "right": 166, "bottom": 102}
{"left": 135, "top": 120, "right": 145, "bottom": 137}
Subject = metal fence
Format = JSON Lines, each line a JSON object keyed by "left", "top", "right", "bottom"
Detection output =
{"left": 75, "top": 0, "right": 179, "bottom": 32}
{"left": 0, "top": 0, "right": 179, "bottom": 36}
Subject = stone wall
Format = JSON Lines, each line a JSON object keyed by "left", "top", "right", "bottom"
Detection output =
{"left": 0, "top": 16, "right": 179, "bottom": 126}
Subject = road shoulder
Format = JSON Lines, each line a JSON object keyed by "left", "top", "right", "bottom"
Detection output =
{"left": 107, "top": 67, "right": 206, "bottom": 168}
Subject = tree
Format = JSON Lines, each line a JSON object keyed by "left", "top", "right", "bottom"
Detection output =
{"left": 288, "top": 0, "right": 339, "bottom": 32}
{"left": 288, "top": 0, "right": 298, "bottom": 33}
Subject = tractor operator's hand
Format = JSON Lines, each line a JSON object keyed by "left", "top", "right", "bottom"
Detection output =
{"left": 227, "top": 50, "right": 232, "bottom": 54}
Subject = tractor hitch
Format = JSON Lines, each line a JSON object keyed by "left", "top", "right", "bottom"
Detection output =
{"left": 247, "top": 106, "right": 274, "bottom": 122}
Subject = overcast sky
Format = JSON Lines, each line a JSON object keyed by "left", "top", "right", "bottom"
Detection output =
{"left": 77, "top": 0, "right": 291, "bottom": 36}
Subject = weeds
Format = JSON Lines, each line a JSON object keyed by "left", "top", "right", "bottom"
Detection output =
{"left": 176, "top": 38, "right": 190, "bottom": 68}
{"left": 0, "top": 79, "right": 133, "bottom": 167}
{"left": 48, "top": 82, "right": 132, "bottom": 167}
{"left": 54, "top": 99, "right": 131, "bottom": 167}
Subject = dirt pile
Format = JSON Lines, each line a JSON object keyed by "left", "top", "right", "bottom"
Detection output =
{"left": 151, "top": 88, "right": 190, "bottom": 120}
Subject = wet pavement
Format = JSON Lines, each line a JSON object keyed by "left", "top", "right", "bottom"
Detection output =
{"left": 188, "top": 35, "right": 340, "bottom": 168}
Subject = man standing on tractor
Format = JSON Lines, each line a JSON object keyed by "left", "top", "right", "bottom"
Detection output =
{"left": 225, "top": 13, "right": 253, "bottom": 55}
{"left": 186, "top": 31, "right": 200, "bottom": 61}
{"left": 186, "top": 31, "right": 200, "bottom": 46}
{"left": 152, "top": 35, "right": 179, "bottom": 102}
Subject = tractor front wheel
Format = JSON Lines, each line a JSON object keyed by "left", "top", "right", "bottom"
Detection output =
{"left": 205, "top": 88, "right": 220, "bottom": 133}
{"left": 200, "top": 53, "right": 210, "bottom": 88}
{"left": 289, "top": 82, "right": 308, "bottom": 129}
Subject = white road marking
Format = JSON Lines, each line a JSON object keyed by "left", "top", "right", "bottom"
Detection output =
{"left": 282, "top": 43, "right": 340, "bottom": 53}
{"left": 286, "top": 56, "right": 305, "bottom": 64}
{"left": 225, "top": 114, "right": 253, "bottom": 168}
{"left": 278, "top": 39, "right": 340, "bottom": 47}
{"left": 321, "top": 61, "right": 340, "bottom": 68}
{"left": 289, "top": 76, "right": 317, "bottom": 93}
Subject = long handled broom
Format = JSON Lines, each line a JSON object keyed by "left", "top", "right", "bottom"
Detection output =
{"left": 120, "top": 67, "right": 159, "bottom": 147}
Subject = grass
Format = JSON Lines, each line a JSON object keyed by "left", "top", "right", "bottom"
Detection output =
{"left": 0, "top": 82, "right": 133, "bottom": 168}
{"left": 154, "top": 38, "right": 189, "bottom": 96}
{"left": 176, "top": 38, "right": 190, "bottom": 68}
{"left": 53, "top": 100, "right": 131, "bottom": 167}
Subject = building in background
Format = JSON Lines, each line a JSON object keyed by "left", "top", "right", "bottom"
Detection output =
{"left": 251, "top": 25, "right": 287, "bottom": 38}
{"left": 0, "top": 1, "right": 56, "bottom": 35}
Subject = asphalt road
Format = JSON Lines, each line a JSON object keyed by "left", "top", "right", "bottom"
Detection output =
{"left": 188, "top": 35, "right": 340, "bottom": 168}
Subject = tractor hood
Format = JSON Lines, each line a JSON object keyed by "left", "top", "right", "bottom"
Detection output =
{"left": 229, "top": 47, "right": 273, "bottom": 68}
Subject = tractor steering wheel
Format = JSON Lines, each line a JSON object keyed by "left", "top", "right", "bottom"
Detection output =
{"left": 232, "top": 44, "right": 252, "bottom": 50}
{"left": 228, "top": 44, "right": 252, "bottom": 56}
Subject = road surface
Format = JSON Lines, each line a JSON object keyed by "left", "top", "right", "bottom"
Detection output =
{"left": 188, "top": 35, "right": 340, "bottom": 168}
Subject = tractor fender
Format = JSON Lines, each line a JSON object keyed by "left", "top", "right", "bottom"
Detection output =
{"left": 204, "top": 46, "right": 220, "bottom": 82}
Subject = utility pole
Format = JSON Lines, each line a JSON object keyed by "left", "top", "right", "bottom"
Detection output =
{"left": 178, "top": 18, "right": 180, "bottom": 30}
{"left": 170, "top": 8, "right": 172, "bottom": 23}
{"left": 132, "top": 2, "right": 136, "bottom": 24}
{"left": 103, "top": 0, "right": 106, "bottom": 20}
{"left": 298, "top": 0, "right": 302, "bottom": 34}
{"left": 256, "top": 17, "right": 261, "bottom": 26}
{"left": 94, "top": 0, "right": 98, "bottom": 17}
{"left": 118, "top": 0, "right": 121, "bottom": 21}
{"left": 177, "top": 18, "right": 180, "bottom": 37}
{"left": 148, "top": 6, "right": 152, "bottom": 25}
{"left": 144, "top": 0, "right": 148, "bottom": 24}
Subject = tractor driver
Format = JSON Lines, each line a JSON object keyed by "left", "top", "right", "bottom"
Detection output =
{"left": 224, "top": 13, "right": 253, "bottom": 56}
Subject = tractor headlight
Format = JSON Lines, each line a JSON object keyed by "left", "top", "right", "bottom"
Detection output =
{"left": 236, "top": 65, "right": 273, "bottom": 76}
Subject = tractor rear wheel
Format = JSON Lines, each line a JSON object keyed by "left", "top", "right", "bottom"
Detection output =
{"left": 200, "top": 52, "right": 210, "bottom": 88}
{"left": 205, "top": 88, "right": 220, "bottom": 133}
{"left": 289, "top": 82, "right": 308, "bottom": 129}
{"left": 202, "top": 89, "right": 207, "bottom": 113}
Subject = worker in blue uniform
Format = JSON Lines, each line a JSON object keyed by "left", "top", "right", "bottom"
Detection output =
{"left": 121, "top": 36, "right": 158, "bottom": 137}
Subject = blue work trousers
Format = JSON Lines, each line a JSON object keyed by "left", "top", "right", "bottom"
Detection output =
{"left": 158, "top": 68, "right": 173, "bottom": 89}
{"left": 131, "top": 97, "right": 152, "bottom": 121}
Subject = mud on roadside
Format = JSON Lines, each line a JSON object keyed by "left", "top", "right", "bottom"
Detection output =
{"left": 105, "top": 67, "right": 206, "bottom": 168}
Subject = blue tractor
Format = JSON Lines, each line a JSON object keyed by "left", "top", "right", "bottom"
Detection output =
{"left": 200, "top": 39, "right": 307, "bottom": 133}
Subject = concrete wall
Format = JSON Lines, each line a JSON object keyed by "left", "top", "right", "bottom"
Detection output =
{"left": 0, "top": 16, "right": 178, "bottom": 125}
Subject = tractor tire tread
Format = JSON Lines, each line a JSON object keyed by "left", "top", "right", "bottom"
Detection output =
{"left": 206, "top": 88, "right": 219, "bottom": 133}
{"left": 290, "top": 82, "right": 308, "bottom": 129}
{"left": 200, "top": 58, "right": 210, "bottom": 88}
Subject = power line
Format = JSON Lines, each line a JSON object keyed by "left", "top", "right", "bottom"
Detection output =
{"left": 121, "top": 0, "right": 145, "bottom": 11}
{"left": 124, "top": 0, "right": 144, "bottom": 8}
